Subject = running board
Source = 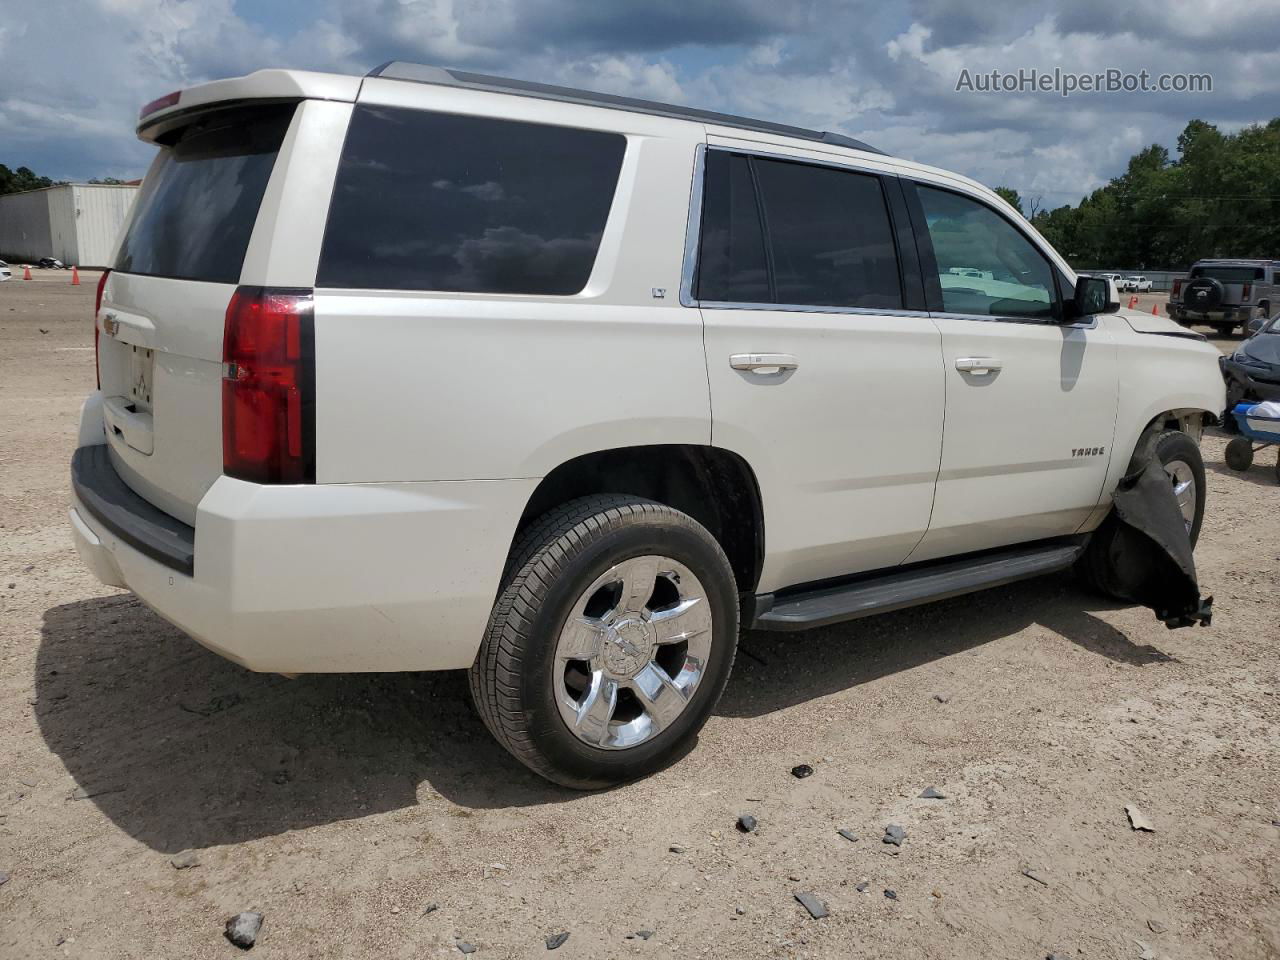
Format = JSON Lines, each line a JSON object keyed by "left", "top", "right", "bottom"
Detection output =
{"left": 750, "top": 541, "right": 1084, "bottom": 632}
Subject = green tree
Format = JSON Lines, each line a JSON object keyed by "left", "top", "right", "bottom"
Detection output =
{"left": 0, "top": 164, "right": 54, "bottom": 195}
{"left": 1027, "top": 117, "right": 1280, "bottom": 269}
{"left": 993, "top": 186, "right": 1023, "bottom": 214}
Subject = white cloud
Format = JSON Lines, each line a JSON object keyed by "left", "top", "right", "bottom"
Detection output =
{"left": 546, "top": 54, "right": 686, "bottom": 103}
{"left": 1, "top": 0, "right": 1276, "bottom": 201}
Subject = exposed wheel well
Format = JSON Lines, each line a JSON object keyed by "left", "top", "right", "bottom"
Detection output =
{"left": 514, "top": 445, "right": 765, "bottom": 594}
{"left": 1128, "top": 408, "right": 1213, "bottom": 471}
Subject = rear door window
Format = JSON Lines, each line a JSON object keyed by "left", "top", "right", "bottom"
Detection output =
{"left": 754, "top": 157, "right": 902, "bottom": 310}
{"left": 115, "top": 104, "right": 294, "bottom": 284}
{"left": 696, "top": 151, "right": 902, "bottom": 310}
{"left": 318, "top": 106, "right": 626, "bottom": 294}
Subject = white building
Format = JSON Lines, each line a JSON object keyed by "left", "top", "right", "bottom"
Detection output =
{"left": 0, "top": 183, "right": 138, "bottom": 268}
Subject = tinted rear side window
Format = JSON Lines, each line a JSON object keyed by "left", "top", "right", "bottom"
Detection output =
{"left": 696, "top": 151, "right": 902, "bottom": 310}
{"left": 754, "top": 158, "right": 901, "bottom": 310}
{"left": 115, "top": 104, "right": 294, "bottom": 283}
{"left": 318, "top": 106, "right": 626, "bottom": 294}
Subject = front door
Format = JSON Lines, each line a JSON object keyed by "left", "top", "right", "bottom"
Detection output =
{"left": 695, "top": 145, "right": 946, "bottom": 593}
{"left": 904, "top": 182, "right": 1118, "bottom": 563}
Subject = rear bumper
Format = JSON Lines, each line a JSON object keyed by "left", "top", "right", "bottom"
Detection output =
{"left": 72, "top": 445, "right": 195, "bottom": 574}
{"left": 69, "top": 441, "right": 535, "bottom": 673}
{"left": 1168, "top": 304, "right": 1250, "bottom": 322}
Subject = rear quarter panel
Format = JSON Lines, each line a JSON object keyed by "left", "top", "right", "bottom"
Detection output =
{"left": 311, "top": 82, "right": 710, "bottom": 483}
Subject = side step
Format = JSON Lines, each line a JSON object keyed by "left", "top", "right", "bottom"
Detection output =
{"left": 750, "top": 540, "right": 1084, "bottom": 632}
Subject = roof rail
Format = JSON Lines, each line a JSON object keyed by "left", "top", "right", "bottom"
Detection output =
{"left": 366, "top": 62, "right": 884, "bottom": 157}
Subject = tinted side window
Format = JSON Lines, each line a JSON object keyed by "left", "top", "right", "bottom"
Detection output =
{"left": 318, "top": 107, "right": 625, "bottom": 294}
{"left": 115, "top": 104, "right": 294, "bottom": 283}
{"left": 753, "top": 158, "right": 902, "bottom": 310}
{"left": 916, "top": 185, "right": 1056, "bottom": 319}
{"left": 696, "top": 151, "right": 769, "bottom": 302}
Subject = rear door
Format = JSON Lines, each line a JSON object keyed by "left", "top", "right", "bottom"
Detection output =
{"left": 98, "top": 101, "right": 326, "bottom": 525}
{"left": 903, "top": 181, "right": 1118, "bottom": 563}
{"left": 697, "top": 143, "right": 946, "bottom": 592}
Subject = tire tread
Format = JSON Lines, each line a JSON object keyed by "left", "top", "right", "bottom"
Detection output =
{"left": 469, "top": 495, "right": 736, "bottom": 787}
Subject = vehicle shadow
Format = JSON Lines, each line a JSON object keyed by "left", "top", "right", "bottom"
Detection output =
{"left": 37, "top": 575, "right": 1175, "bottom": 852}
{"left": 1206, "top": 458, "right": 1278, "bottom": 489}
{"left": 718, "top": 574, "right": 1176, "bottom": 718}
{"left": 37, "top": 594, "right": 571, "bottom": 853}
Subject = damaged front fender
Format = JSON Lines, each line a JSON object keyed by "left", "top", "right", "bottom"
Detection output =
{"left": 1093, "top": 460, "right": 1213, "bottom": 629}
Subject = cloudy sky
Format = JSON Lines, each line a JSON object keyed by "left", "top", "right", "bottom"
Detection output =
{"left": 1, "top": 0, "right": 1276, "bottom": 207}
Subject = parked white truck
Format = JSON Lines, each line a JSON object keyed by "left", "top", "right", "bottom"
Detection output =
{"left": 70, "top": 66, "right": 1225, "bottom": 787}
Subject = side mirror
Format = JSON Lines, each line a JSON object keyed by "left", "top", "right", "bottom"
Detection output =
{"left": 1072, "top": 275, "right": 1120, "bottom": 319}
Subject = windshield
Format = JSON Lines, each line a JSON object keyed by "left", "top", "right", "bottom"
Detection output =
{"left": 115, "top": 103, "right": 295, "bottom": 283}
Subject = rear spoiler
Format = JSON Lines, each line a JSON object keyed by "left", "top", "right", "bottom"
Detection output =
{"left": 137, "top": 69, "right": 361, "bottom": 143}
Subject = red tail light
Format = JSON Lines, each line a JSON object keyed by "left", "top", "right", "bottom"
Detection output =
{"left": 1242, "top": 283, "right": 1252, "bottom": 301}
{"left": 1172, "top": 279, "right": 1182, "bottom": 297}
{"left": 222, "top": 287, "right": 315, "bottom": 485}
{"left": 94, "top": 269, "right": 110, "bottom": 389}
{"left": 139, "top": 91, "right": 180, "bottom": 120}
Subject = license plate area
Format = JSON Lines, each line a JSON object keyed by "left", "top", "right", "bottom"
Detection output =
{"left": 128, "top": 344, "right": 154, "bottom": 414}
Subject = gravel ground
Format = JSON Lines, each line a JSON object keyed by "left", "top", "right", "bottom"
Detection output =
{"left": 1, "top": 277, "right": 1277, "bottom": 959}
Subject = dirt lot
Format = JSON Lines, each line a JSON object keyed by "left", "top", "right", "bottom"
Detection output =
{"left": 1, "top": 277, "right": 1277, "bottom": 960}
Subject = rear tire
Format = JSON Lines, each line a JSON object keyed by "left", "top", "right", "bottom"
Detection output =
{"left": 1225, "top": 436, "right": 1254, "bottom": 472}
{"left": 469, "top": 495, "right": 739, "bottom": 789}
{"left": 1076, "top": 430, "right": 1205, "bottom": 598}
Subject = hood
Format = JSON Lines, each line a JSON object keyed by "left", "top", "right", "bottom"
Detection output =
{"left": 1237, "top": 333, "right": 1280, "bottom": 365}
{"left": 1119, "top": 309, "right": 1203, "bottom": 338}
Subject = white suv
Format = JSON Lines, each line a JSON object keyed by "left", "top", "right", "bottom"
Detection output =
{"left": 70, "top": 65, "right": 1225, "bottom": 788}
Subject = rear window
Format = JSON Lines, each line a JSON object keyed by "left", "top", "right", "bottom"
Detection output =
{"left": 1190, "top": 265, "right": 1265, "bottom": 282}
{"left": 115, "top": 104, "right": 294, "bottom": 284}
{"left": 317, "top": 106, "right": 626, "bottom": 294}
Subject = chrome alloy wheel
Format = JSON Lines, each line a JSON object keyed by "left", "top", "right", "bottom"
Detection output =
{"left": 1164, "top": 458, "right": 1197, "bottom": 532}
{"left": 554, "top": 555, "right": 713, "bottom": 750}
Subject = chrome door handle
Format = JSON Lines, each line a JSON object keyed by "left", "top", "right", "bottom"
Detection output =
{"left": 955, "top": 356, "right": 1002, "bottom": 375}
{"left": 730, "top": 353, "right": 799, "bottom": 375}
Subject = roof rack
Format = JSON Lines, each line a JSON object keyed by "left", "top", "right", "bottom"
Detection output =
{"left": 367, "top": 62, "right": 884, "bottom": 157}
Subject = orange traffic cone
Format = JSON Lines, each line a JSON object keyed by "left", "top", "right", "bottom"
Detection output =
{"left": 1128, "top": 295, "right": 1138, "bottom": 309}
{"left": 22, "top": 264, "right": 31, "bottom": 280}
{"left": 1151, "top": 304, "right": 1159, "bottom": 316}
{"left": 71, "top": 266, "right": 80, "bottom": 286}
